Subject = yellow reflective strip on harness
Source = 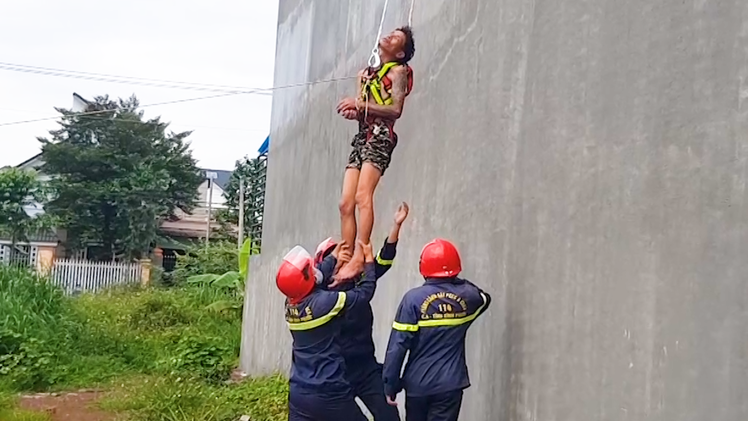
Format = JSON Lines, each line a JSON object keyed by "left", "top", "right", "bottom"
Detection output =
{"left": 365, "top": 62, "right": 400, "bottom": 106}
{"left": 287, "top": 292, "right": 347, "bottom": 331}
{"left": 392, "top": 321, "right": 419, "bottom": 332}
{"left": 376, "top": 252, "right": 393, "bottom": 266}
{"left": 369, "top": 80, "right": 386, "bottom": 105}
{"left": 417, "top": 293, "right": 489, "bottom": 328}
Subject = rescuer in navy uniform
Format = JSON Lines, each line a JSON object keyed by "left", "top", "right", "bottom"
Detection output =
{"left": 277, "top": 239, "right": 377, "bottom": 421}
{"left": 382, "top": 239, "right": 492, "bottom": 421}
{"left": 313, "top": 202, "right": 410, "bottom": 421}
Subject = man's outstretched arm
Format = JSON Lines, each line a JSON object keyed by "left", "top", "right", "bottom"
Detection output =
{"left": 357, "top": 65, "right": 408, "bottom": 120}
{"left": 375, "top": 202, "right": 409, "bottom": 279}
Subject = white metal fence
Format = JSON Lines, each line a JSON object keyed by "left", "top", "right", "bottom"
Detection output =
{"left": 50, "top": 259, "right": 142, "bottom": 294}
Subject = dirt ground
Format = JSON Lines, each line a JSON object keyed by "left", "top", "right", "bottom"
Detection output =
{"left": 19, "top": 391, "right": 116, "bottom": 421}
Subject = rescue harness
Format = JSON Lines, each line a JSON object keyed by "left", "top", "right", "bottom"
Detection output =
{"left": 361, "top": 61, "right": 414, "bottom": 106}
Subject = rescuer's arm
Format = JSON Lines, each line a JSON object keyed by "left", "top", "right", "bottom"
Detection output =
{"left": 356, "top": 66, "right": 408, "bottom": 120}
{"left": 375, "top": 202, "right": 409, "bottom": 279}
{"left": 382, "top": 292, "right": 419, "bottom": 400}
{"left": 343, "top": 241, "right": 377, "bottom": 309}
{"left": 317, "top": 242, "right": 351, "bottom": 286}
{"left": 465, "top": 279, "right": 493, "bottom": 318}
{"left": 317, "top": 254, "right": 337, "bottom": 284}
{"left": 374, "top": 238, "right": 397, "bottom": 279}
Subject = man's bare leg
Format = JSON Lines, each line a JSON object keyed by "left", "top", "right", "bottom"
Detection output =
{"left": 338, "top": 168, "right": 360, "bottom": 270}
{"left": 336, "top": 162, "right": 382, "bottom": 280}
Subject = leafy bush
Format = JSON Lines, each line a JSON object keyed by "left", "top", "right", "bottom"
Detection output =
{"left": 167, "top": 335, "right": 233, "bottom": 383}
{"left": 0, "top": 266, "right": 241, "bottom": 391}
{"left": 0, "top": 264, "right": 287, "bottom": 421}
{"left": 0, "top": 331, "right": 56, "bottom": 391}
{"left": 128, "top": 295, "right": 191, "bottom": 330}
{"left": 170, "top": 241, "right": 239, "bottom": 286}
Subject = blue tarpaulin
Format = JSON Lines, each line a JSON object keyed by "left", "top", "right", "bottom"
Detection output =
{"left": 258, "top": 135, "right": 269, "bottom": 155}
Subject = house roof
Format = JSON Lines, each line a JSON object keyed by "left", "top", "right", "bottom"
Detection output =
{"left": 0, "top": 228, "right": 58, "bottom": 245}
{"left": 16, "top": 153, "right": 43, "bottom": 169}
{"left": 201, "top": 169, "right": 232, "bottom": 190}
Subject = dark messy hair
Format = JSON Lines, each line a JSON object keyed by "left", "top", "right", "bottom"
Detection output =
{"left": 396, "top": 26, "right": 415, "bottom": 64}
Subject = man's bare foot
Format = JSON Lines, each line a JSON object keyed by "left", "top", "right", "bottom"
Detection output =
{"left": 332, "top": 247, "right": 365, "bottom": 283}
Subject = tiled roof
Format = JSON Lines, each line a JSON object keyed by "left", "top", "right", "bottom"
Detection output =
{"left": 0, "top": 228, "right": 58, "bottom": 244}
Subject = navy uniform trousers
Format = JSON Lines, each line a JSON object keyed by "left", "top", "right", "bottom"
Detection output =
{"left": 405, "top": 391, "right": 464, "bottom": 421}
{"left": 349, "top": 361, "right": 400, "bottom": 421}
{"left": 289, "top": 387, "right": 368, "bottom": 421}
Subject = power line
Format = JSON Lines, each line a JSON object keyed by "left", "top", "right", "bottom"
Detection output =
{"left": 0, "top": 106, "right": 265, "bottom": 132}
{"left": 0, "top": 74, "right": 357, "bottom": 129}
{"left": 43, "top": 112, "right": 266, "bottom": 133}
{"left": 0, "top": 92, "right": 241, "bottom": 127}
{"left": 0, "top": 62, "right": 274, "bottom": 94}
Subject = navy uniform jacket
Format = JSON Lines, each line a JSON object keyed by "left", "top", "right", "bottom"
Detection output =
{"left": 317, "top": 239, "right": 398, "bottom": 363}
{"left": 382, "top": 277, "right": 491, "bottom": 398}
{"left": 285, "top": 262, "right": 378, "bottom": 396}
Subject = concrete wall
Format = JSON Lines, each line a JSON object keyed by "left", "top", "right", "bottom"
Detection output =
{"left": 241, "top": 0, "right": 748, "bottom": 419}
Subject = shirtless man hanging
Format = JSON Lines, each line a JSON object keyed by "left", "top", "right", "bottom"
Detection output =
{"left": 334, "top": 26, "right": 415, "bottom": 282}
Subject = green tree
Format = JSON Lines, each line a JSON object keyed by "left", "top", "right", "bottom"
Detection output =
{"left": 39, "top": 95, "right": 203, "bottom": 260}
{"left": 0, "top": 168, "right": 53, "bottom": 244}
{"left": 216, "top": 155, "right": 266, "bottom": 248}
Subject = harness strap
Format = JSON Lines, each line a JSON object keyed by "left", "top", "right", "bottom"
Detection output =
{"left": 361, "top": 62, "right": 411, "bottom": 106}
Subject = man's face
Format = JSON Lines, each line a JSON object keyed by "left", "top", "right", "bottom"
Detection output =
{"left": 379, "top": 29, "right": 406, "bottom": 61}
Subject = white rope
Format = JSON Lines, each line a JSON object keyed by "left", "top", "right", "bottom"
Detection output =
{"left": 408, "top": 0, "right": 415, "bottom": 27}
{"left": 368, "top": 0, "right": 390, "bottom": 68}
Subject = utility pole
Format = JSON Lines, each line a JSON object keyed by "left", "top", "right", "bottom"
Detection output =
{"left": 238, "top": 178, "right": 245, "bottom": 248}
{"left": 205, "top": 171, "right": 217, "bottom": 245}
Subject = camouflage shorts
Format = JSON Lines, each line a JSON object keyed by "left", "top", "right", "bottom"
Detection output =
{"left": 346, "top": 123, "right": 397, "bottom": 175}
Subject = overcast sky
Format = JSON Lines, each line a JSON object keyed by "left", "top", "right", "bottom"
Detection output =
{"left": 0, "top": 0, "right": 278, "bottom": 170}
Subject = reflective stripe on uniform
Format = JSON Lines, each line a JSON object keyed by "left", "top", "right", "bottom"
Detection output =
{"left": 392, "top": 321, "right": 419, "bottom": 332}
{"left": 376, "top": 252, "right": 393, "bottom": 266}
{"left": 287, "top": 292, "right": 347, "bottom": 331}
{"left": 392, "top": 293, "right": 488, "bottom": 331}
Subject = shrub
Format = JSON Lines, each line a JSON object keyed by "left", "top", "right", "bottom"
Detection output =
{"left": 0, "top": 266, "right": 242, "bottom": 391}
{"left": 0, "top": 262, "right": 285, "bottom": 421}
{"left": 170, "top": 242, "right": 238, "bottom": 286}
{"left": 166, "top": 335, "right": 233, "bottom": 383}
{"left": 128, "top": 295, "right": 190, "bottom": 330}
{"left": 0, "top": 331, "right": 56, "bottom": 390}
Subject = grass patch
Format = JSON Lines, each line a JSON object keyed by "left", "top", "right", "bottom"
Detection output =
{"left": 100, "top": 374, "right": 288, "bottom": 421}
{"left": 0, "top": 265, "right": 287, "bottom": 420}
{"left": 0, "top": 394, "right": 50, "bottom": 421}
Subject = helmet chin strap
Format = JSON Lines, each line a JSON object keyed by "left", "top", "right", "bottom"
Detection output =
{"left": 314, "top": 267, "right": 324, "bottom": 285}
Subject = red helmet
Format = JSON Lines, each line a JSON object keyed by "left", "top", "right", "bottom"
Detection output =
{"left": 276, "top": 246, "right": 317, "bottom": 304}
{"left": 419, "top": 238, "right": 462, "bottom": 278}
{"left": 315, "top": 237, "right": 337, "bottom": 264}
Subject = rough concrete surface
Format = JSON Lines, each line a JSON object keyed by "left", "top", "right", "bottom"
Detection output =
{"left": 241, "top": 0, "right": 748, "bottom": 419}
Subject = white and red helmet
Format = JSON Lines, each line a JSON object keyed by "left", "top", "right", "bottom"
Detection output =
{"left": 314, "top": 237, "right": 337, "bottom": 264}
{"left": 276, "top": 246, "right": 321, "bottom": 304}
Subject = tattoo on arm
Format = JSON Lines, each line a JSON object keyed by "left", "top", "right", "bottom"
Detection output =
{"left": 391, "top": 69, "right": 408, "bottom": 106}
